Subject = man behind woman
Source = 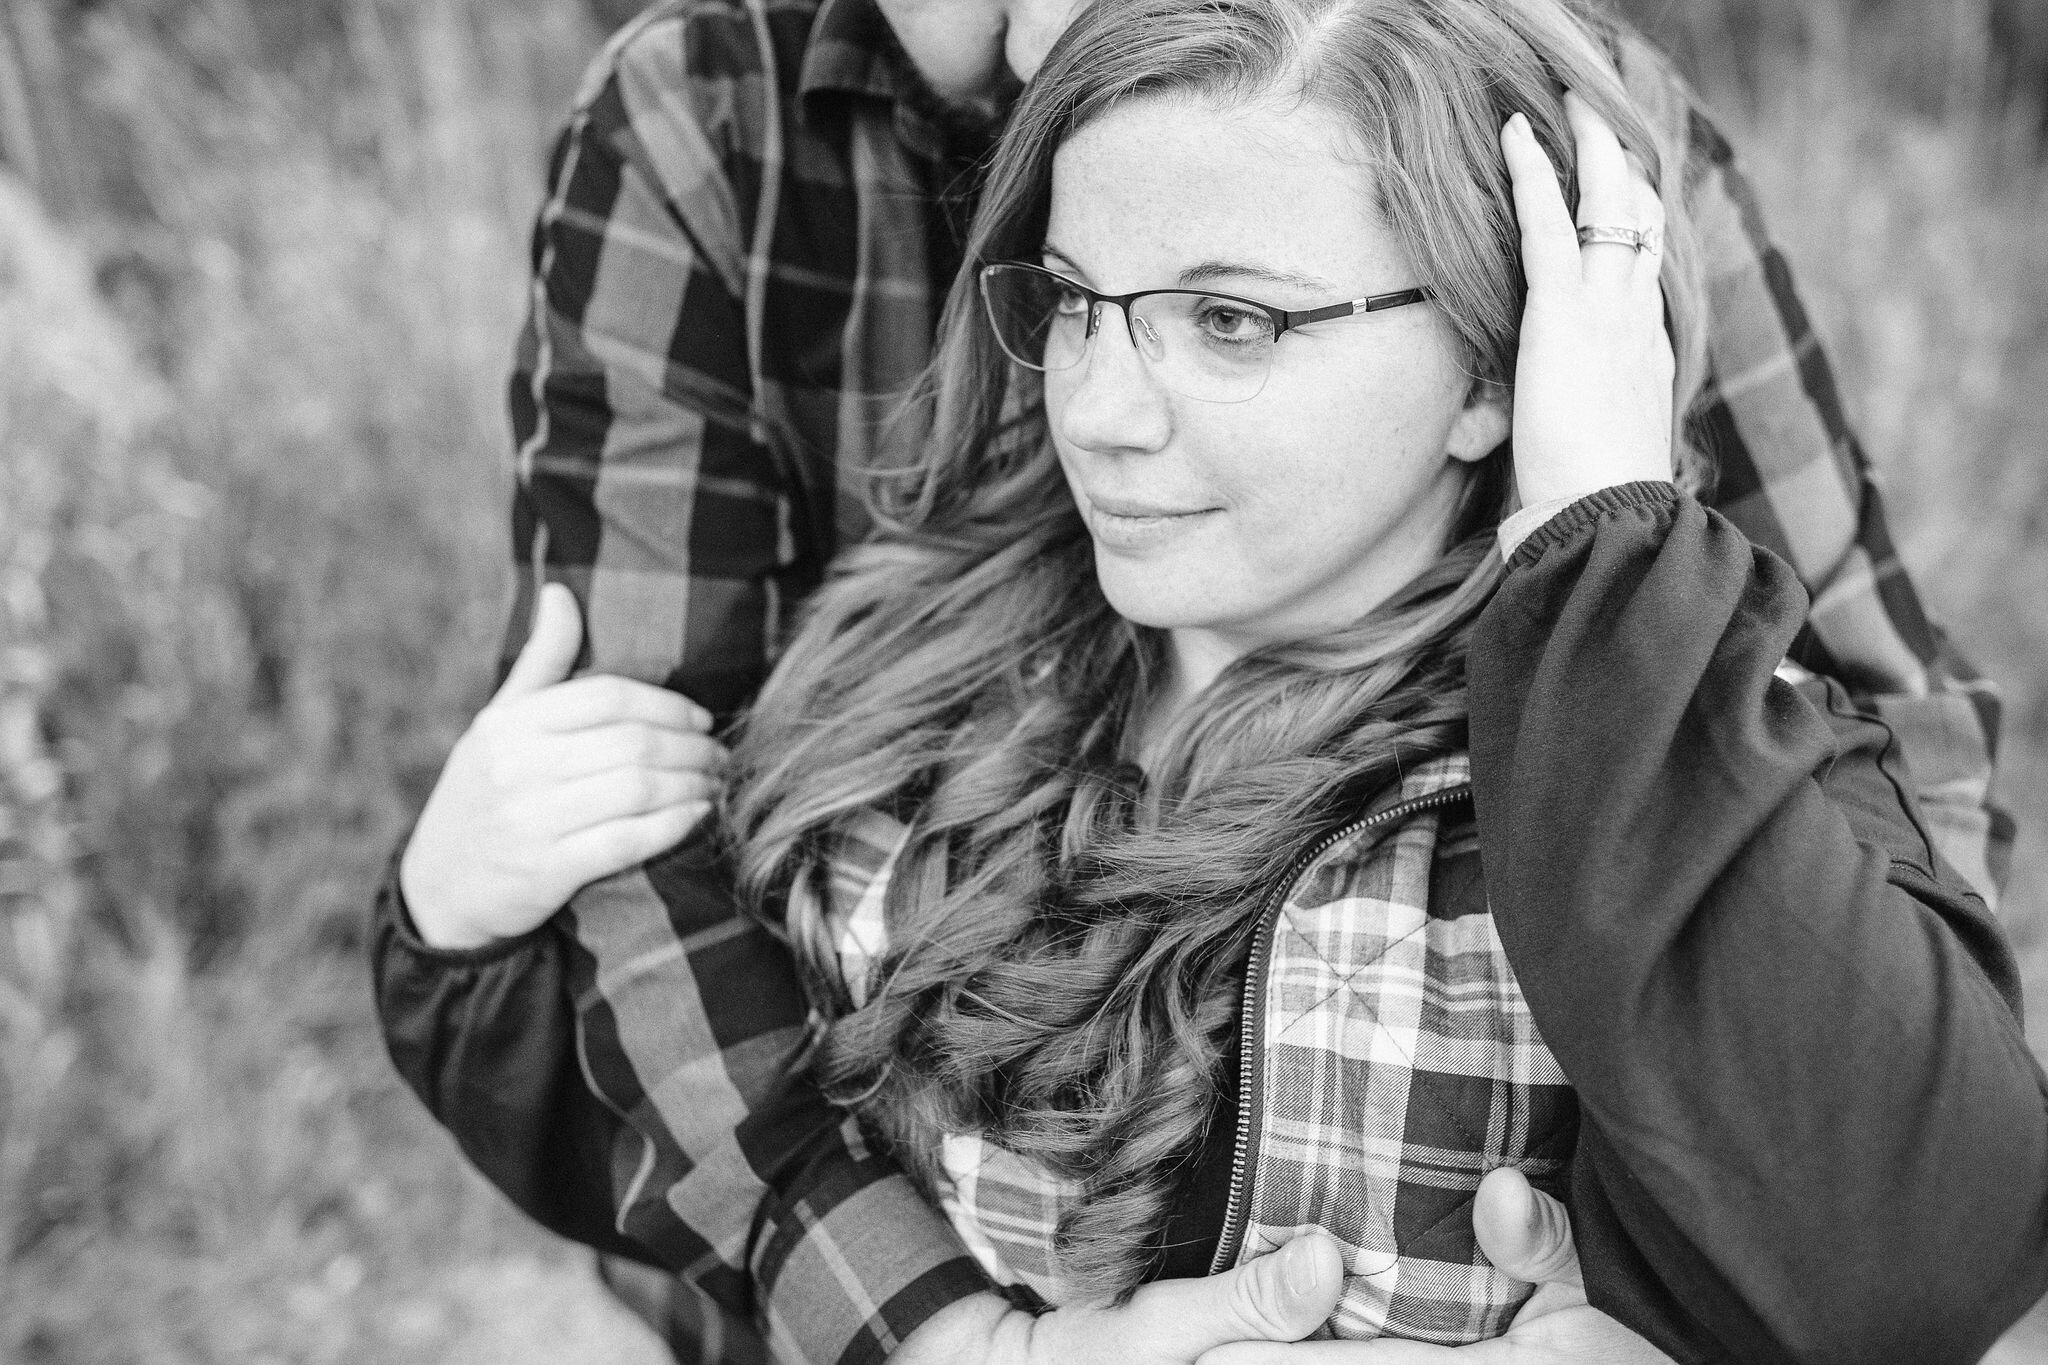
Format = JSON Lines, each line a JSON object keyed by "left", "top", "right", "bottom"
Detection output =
{"left": 375, "top": 0, "right": 2040, "bottom": 1362}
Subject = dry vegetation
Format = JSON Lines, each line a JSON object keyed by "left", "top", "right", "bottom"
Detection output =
{"left": 0, "top": 0, "right": 2041, "bottom": 1360}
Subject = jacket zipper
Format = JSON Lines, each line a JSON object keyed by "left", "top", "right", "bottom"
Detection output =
{"left": 1206, "top": 782, "right": 1474, "bottom": 1275}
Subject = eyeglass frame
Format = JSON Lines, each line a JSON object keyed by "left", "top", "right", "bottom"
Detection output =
{"left": 976, "top": 259, "right": 1436, "bottom": 376}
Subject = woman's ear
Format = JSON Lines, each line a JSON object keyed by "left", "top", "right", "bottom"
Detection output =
{"left": 1446, "top": 379, "right": 1512, "bottom": 465}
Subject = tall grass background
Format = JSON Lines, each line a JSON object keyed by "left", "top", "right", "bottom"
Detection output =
{"left": 0, "top": 0, "right": 2042, "bottom": 1360}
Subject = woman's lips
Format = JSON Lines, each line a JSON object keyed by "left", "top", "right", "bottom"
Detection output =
{"left": 1082, "top": 496, "right": 1219, "bottom": 552}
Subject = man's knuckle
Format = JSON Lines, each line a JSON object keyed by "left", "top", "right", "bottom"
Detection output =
{"left": 1227, "top": 1267, "right": 1289, "bottom": 1339}
{"left": 588, "top": 677, "right": 628, "bottom": 715}
{"left": 634, "top": 727, "right": 664, "bottom": 766}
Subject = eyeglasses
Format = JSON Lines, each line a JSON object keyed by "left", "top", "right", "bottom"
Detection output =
{"left": 978, "top": 260, "right": 1434, "bottom": 404}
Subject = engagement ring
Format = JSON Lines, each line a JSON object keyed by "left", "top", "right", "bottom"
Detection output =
{"left": 1576, "top": 223, "right": 1661, "bottom": 253}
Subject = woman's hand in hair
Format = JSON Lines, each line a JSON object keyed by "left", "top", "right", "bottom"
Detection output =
{"left": 399, "top": 583, "right": 726, "bottom": 950}
{"left": 1499, "top": 91, "right": 1676, "bottom": 510}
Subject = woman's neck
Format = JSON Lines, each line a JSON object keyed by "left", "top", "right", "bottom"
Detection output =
{"left": 1166, "top": 628, "right": 1243, "bottom": 703}
{"left": 1134, "top": 628, "right": 1245, "bottom": 767}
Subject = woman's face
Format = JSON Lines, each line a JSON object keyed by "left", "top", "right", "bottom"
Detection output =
{"left": 1042, "top": 92, "right": 1507, "bottom": 666}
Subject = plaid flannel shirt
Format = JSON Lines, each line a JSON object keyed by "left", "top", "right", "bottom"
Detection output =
{"left": 796, "top": 757, "right": 1578, "bottom": 1346}
{"left": 463, "top": 0, "right": 2012, "bottom": 1361}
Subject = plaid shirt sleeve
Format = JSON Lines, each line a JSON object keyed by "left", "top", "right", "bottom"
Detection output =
{"left": 1619, "top": 35, "right": 2012, "bottom": 904}
{"left": 499, "top": 10, "right": 989, "bottom": 1364}
{"left": 562, "top": 826, "right": 989, "bottom": 1365}
{"left": 506, "top": 28, "right": 788, "bottom": 717}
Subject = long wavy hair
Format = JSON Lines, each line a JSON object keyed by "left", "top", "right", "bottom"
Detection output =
{"left": 730, "top": 0, "right": 1710, "bottom": 1303}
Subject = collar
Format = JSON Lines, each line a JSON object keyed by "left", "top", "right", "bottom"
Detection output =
{"left": 1381, "top": 752, "right": 1472, "bottom": 807}
{"left": 798, "top": 0, "right": 901, "bottom": 103}
{"left": 1280, "top": 752, "right": 1474, "bottom": 907}
{"left": 797, "top": 0, "right": 1013, "bottom": 164}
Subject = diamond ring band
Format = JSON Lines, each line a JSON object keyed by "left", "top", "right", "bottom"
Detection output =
{"left": 1576, "top": 224, "right": 1661, "bottom": 253}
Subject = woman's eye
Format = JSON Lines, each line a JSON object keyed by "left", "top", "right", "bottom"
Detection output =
{"left": 1052, "top": 286, "right": 1090, "bottom": 316}
{"left": 1193, "top": 300, "right": 1274, "bottom": 344}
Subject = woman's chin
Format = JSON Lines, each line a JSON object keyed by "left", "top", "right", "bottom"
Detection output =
{"left": 1093, "top": 568, "right": 1237, "bottom": 634}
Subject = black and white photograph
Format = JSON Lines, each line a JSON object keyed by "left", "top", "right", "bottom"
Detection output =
{"left": 2, "top": 0, "right": 2046, "bottom": 1361}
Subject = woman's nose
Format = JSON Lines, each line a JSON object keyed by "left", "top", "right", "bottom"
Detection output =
{"left": 1052, "top": 303, "right": 1173, "bottom": 457}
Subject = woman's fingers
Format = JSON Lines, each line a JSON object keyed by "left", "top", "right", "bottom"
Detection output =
{"left": 1499, "top": 112, "right": 1578, "bottom": 291}
{"left": 1506, "top": 93, "right": 1665, "bottom": 295}
{"left": 1500, "top": 91, "right": 1677, "bottom": 508}
{"left": 1625, "top": 150, "right": 1666, "bottom": 232}
{"left": 528, "top": 724, "right": 729, "bottom": 783}
{"left": 1564, "top": 91, "right": 1662, "bottom": 285}
{"left": 403, "top": 663, "right": 722, "bottom": 947}
{"left": 554, "top": 801, "right": 715, "bottom": 884}
{"left": 523, "top": 672, "right": 714, "bottom": 733}
{"left": 1564, "top": 91, "right": 1632, "bottom": 225}
{"left": 544, "top": 765, "right": 723, "bottom": 835}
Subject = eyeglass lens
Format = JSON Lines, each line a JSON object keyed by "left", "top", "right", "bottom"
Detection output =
{"left": 981, "top": 264, "right": 1277, "bottom": 403}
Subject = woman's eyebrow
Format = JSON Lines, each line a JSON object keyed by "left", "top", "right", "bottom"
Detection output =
{"left": 1179, "top": 260, "right": 1337, "bottom": 292}
{"left": 1039, "top": 242, "right": 1090, "bottom": 280}
{"left": 1038, "top": 245, "right": 1335, "bottom": 295}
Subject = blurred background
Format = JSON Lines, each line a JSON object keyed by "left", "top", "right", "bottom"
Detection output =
{"left": 0, "top": 0, "right": 2042, "bottom": 1360}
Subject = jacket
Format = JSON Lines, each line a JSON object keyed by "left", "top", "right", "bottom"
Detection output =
{"left": 376, "top": 483, "right": 2048, "bottom": 1364}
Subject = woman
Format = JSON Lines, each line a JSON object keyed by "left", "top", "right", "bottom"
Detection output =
{"left": 394, "top": 0, "right": 2046, "bottom": 1357}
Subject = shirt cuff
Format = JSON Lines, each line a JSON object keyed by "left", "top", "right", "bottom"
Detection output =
{"left": 1496, "top": 483, "right": 1676, "bottom": 560}
{"left": 1495, "top": 495, "right": 1579, "bottom": 558}
{"left": 374, "top": 835, "right": 551, "bottom": 968}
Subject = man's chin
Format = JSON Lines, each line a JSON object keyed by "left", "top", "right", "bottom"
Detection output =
{"left": 887, "top": 36, "right": 1021, "bottom": 141}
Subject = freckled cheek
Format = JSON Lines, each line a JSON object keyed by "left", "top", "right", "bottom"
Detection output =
{"left": 1217, "top": 433, "right": 1410, "bottom": 565}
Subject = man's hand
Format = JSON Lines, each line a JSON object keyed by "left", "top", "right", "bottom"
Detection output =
{"left": 1195, "top": 1169, "right": 1674, "bottom": 1364}
{"left": 400, "top": 582, "right": 726, "bottom": 949}
{"left": 892, "top": 1233, "right": 1347, "bottom": 1365}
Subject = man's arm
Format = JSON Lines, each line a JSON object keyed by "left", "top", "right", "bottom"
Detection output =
{"left": 1618, "top": 34, "right": 2011, "bottom": 904}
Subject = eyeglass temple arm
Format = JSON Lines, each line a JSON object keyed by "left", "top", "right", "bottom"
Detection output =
{"left": 1282, "top": 286, "right": 1434, "bottom": 329}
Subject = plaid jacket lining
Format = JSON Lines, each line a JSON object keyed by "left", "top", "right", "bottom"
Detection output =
{"left": 1241, "top": 756, "right": 1573, "bottom": 1344}
{"left": 798, "top": 757, "right": 1574, "bottom": 1346}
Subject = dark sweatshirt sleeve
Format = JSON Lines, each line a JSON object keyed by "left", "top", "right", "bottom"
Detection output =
{"left": 1467, "top": 482, "right": 2048, "bottom": 1365}
{"left": 368, "top": 847, "right": 656, "bottom": 1264}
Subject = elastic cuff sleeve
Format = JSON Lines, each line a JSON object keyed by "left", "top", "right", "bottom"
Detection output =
{"left": 1505, "top": 480, "right": 1681, "bottom": 570}
{"left": 1495, "top": 494, "right": 1581, "bottom": 558}
{"left": 374, "top": 835, "right": 551, "bottom": 968}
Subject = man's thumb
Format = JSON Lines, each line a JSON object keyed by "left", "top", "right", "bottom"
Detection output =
{"left": 1473, "top": 1166, "right": 1581, "bottom": 1288}
{"left": 1168, "top": 1233, "right": 1344, "bottom": 1352}
{"left": 496, "top": 582, "right": 583, "bottom": 700}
